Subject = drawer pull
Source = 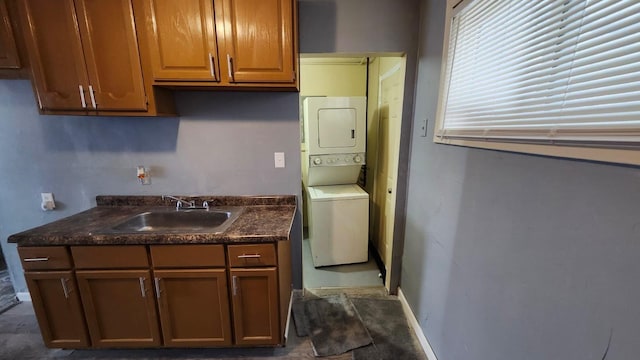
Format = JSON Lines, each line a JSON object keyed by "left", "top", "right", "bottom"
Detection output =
{"left": 238, "top": 254, "right": 261, "bottom": 259}
{"left": 209, "top": 53, "right": 216, "bottom": 80}
{"left": 23, "top": 257, "right": 49, "bottom": 262}
{"left": 79, "top": 85, "right": 87, "bottom": 108}
{"left": 139, "top": 277, "right": 146, "bottom": 298}
{"left": 60, "top": 278, "right": 69, "bottom": 299}
{"left": 232, "top": 275, "right": 238, "bottom": 296}
{"left": 227, "top": 54, "right": 233, "bottom": 81}
{"left": 154, "top": 277, "right": 161, "bottom": 299}
{"left": 88, "top": 85, "right": 97, "bottom": 109}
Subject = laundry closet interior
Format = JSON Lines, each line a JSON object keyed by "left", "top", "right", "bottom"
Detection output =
{"left": 298, "top": 55, "right": 407, "bottom": 291}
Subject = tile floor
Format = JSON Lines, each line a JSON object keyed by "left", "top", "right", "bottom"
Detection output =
{"left": 302, "top": 237, "right": 383, "bottom": 289}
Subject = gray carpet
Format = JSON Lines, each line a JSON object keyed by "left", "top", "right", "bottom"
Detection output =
{"left": 0, "top": 287, "right": 423, "bottom": 360}
{"left": 351, "top": 298, "right": 426, "bottom": 360}
{"left": 303, "top": 294, "right": 372, "bottom": 357}
{"left": 0, "top": 270, "right": 18, "bottom": 315}
{"left": 0, "top": 301, "right": 354, "bottom": 360}
{"left": 293, "top": 288, "right": 427, "bottom": 360}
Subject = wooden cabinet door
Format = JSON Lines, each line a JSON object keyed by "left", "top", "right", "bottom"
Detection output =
{"left": 155, "top": 269, "right": 232, "bottom": 347}
{"left": 218, "top": 0, "right": 295, "bottom": 83}
{"left": 144, "top": 0, "right": 219, "bottom": 81}
{"left": 24, "top": 271, "right": 90, "bottom": 348}
{"left": 229, "top": 267, "right": 280, "bottom": 345}
{"left": 21, "top": 0, "right": 89, "bottom": 110}
{"left": 76, "top": 270, "right": 161, "bottom": 348}
{"left": 74, "top": 0, "right": 147, "bottom": 111}
{"left": 0, "top": 0, "right": 20, "bottom": 69}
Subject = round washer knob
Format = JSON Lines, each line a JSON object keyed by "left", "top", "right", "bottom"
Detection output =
{"left": 353, "top": 155, "right": 362, "bottom": 163}
{"left": 313, "top": 158, "right": 322, "bottom": 165}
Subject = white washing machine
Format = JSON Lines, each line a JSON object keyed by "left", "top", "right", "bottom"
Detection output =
{"left": 302, "top": 96, "right": 367, "bottom": 186}
{"left": 307, "top": 184, "right": 369, "bottom": 267}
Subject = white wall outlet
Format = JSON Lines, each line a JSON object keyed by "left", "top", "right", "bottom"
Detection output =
{"left": 137, "top": 166, "right": 151, "bottom": 185}
{"left": 274, "top": 152, "right": 285, "bottom": 168}
{"left": 41, "top": 193, "right": 55, "bottom": 211}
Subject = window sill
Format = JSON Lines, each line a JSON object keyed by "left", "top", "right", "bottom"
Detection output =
{"left": 434, "top": 137, "right": 640, "bottom": 166}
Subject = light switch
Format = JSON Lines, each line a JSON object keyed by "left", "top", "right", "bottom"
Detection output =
{"left": 274, "top": 152, "right": 285, "bottom": 168}
{"left": 420, "top": 118, "right": 429, "bottom": 137}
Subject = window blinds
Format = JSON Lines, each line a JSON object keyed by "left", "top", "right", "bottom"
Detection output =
{"left": 439, "top": 0, "right": 640, "bottom": 146}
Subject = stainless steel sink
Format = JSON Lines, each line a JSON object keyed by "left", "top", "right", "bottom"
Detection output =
{"left": 101, "top": 207, "right": 243, "bottom": 234}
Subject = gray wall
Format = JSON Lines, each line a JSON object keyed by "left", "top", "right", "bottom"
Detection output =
{"left": 299, "top": 0, "right": 419, "bottom": 54}
{"left": 0, "top": 81, "right": 302, "bottom": 292}
{"left": 401, "top": 1, "right": 640, "bottom": 359}
{"left": 0, "top": 0, "right": 422, "bottom": 295}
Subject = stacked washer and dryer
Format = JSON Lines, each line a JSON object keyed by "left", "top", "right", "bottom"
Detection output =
{"left": 302, "top": 97, "right": 369, "bottom": 268}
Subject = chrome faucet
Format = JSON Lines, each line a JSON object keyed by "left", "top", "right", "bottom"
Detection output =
{"left": 162, "top": 195, "right": 195, "bottom": 211}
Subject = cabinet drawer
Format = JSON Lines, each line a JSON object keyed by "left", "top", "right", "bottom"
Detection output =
{"left": 227, "top": 244, "right": 276, "bottom": 267}
{"left": 19, "top": 246, "right": 71, "bottom": 270}
{"left": 71, "top": 246, "right": 148, "bottom": 269}
{"left": 151, "top": 245, "right": 225, "bottom": 268}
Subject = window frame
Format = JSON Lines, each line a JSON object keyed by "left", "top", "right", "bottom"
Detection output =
{"left": 434, "top": 0, "right": 640, "bottom": 166}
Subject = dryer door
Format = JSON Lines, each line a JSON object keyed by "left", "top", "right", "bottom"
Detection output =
{"left": 318, "top": 108, "right": 356, "bottom": 149}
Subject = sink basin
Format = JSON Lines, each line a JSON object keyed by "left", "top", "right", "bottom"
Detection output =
{"left": 101, "top": 207, "right": 243, "bottom": 234}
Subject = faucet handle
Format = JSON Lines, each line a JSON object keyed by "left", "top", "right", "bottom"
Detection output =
{"left": 203, "top": 201, "right": 210, "bottom": 210}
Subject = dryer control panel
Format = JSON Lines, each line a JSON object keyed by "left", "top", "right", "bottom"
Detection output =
{"left": 309, "top": 153, "right": 366, "bottom": 167}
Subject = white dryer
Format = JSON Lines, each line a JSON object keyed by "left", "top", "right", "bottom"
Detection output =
{"left": 306, "top": 184, "right": 369, "bottom": 267}
{"left": 302, "top": 96, "right": 367, "bottom": 186}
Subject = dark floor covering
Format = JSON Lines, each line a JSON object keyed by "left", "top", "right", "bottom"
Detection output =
{"left": 0, "top": 270, "right": 18, "bottom": 315}
{"left": 295, "top": 288, "right": 427, "bottom": 360}
{"left": 301, "top": 294, "right": 372, "bottom": 356}
{"left": 0, "top": 287, "right": 425, "bottom": 360}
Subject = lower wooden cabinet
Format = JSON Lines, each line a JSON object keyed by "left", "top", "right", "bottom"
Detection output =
{"left": 230, "top": 267, "right": 280, "bottom": 345}
{"left": 20, "top": 242, "right": 291, "bottom": 349}
{"left": 76, "top": 270, "right": 161, "bottom": 348}
{"left": 24, "top": 271, "right": 90, "bottom": 348}
{"left": 154, "top": 269, "right": 232, "bottom": 347}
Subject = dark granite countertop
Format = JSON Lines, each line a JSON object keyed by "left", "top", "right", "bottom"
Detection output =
{"left": 8, "top": 195, "right": 296, "bottom": 246}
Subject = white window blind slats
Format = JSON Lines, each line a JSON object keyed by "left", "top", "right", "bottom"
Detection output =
{"left": 453, "top": 6, "right": 583, "bottom": 70}
{"left": 448, "top": 57, "right": 640, "bottom": 118}
{"left": 439, "top": 0, "right": 640, "bottom": 145}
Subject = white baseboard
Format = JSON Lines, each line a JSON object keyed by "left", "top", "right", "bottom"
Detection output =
{"left": 16, "top": 292, "right": 31, "bottom": 302}
{"left": 398, "top": 287, "right": 438, "bottom": 360}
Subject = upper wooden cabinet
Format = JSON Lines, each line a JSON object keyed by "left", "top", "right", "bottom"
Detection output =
{"left": 0, "top": 0, "right": 20, "bottom": 69}
{"left": 138, "top": 0, "right": 297, "bottom": 89}
{"left": 20, "top": 0, "right": 175, "bottom": 115}
{"left": 218, "top": 0, "right": 295, "bottom": 84}
{"left": 0, "top": 0, "right": 29, "bottom": 79}
{"left": 143, "top": 0, "right": 220, "bottom": 81}
{"left": 75, "top": 0, "right": 148, "bottom": 111}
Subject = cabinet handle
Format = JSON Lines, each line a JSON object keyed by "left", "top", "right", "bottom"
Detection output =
{"left": 238, "top": 254, "right": 261, "bottom": 259}
{"left": 226, "top": 54, "right": 233, "bottom": 81}
{"left": 79, "top": 85, "right": 87, "bottom": 108}
{"left": 154, "top": 277, "right": 161, "bottom": 299}
{"left": 60, "top": 278, "right": 69, "bottom": 299}
{"left": 88, "top": 85, "right": 97, "bottom": 109}
{"left": 209, "top": 53, "right": 216, "bottom": 80}
{"left": 23, "top": 257, "right": 49, "bottom": 262}
{"left": 232, "top": 275, "right": 238, "bottom": 296}
{"left": 139, "top": 277, "right": 146, "bottom": 298}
